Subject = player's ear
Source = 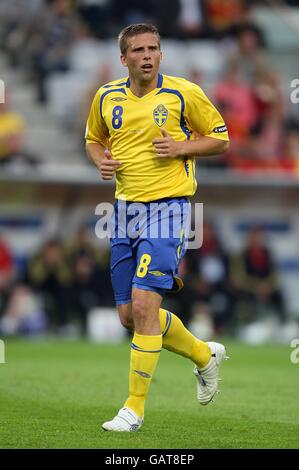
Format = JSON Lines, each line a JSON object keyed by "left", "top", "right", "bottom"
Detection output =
{"left": 120, "top": 55, "right": 127, "bottom": 67}
{"left": 159, "top": 50, "right": 162, "bottom": 64}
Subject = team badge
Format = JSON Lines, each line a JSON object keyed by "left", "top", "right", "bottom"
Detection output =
{"left": 153, "top": 104, "right": 168, "bottom": 127}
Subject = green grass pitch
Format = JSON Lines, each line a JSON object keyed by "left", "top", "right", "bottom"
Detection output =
{"left": 0, "top": 339, "right": 298, "bottom": 449}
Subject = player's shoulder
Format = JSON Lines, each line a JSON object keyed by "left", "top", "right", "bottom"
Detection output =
{"left": 95, "top": 77, "right": 128, "bottom": 97}
{"left": 162, "top": 74, "right": 204, "bottom": 95}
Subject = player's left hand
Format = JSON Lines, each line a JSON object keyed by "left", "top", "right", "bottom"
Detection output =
{"left": 153, "top": 129, "right": 183, "bottom": 158}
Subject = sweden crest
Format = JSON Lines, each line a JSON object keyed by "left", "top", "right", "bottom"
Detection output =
{"left": 153, "top": 104, "right": 168, "bottom": 127}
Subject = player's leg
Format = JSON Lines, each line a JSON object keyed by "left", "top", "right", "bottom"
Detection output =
{"left": 159, "top": 308, "right": 211, "bottom": 368}
{"left": 103, "top": 288, "right": 162, "bottom": 432}
{"left": 117, "top": 300, "right": 228, "bottom": 408}
{"left": 102, "top": 232, "right": 144, "bottom": 431}
{"left": 116, "top": 281, "right": 227, "bottom": 404}
{"left": 159, "top": 307, "right": 229, "bottom": 404}
{"left": 118, "top": 302, "right": 212, "bottom": 369}
{"left": 123, "top": 287, "right": 162, "bottom": 419}
{"left": 114, "top": 286, "right": 227, "bottom": 411}
{"left": 103, "top": 209, "right": 164, "bottom": 431}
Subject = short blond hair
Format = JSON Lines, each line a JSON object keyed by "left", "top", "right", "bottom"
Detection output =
{"left": 118, "top": 23, "right": 160, "bottom": 55}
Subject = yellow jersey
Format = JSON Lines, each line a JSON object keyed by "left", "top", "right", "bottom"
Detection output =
{"left": 85, "top": 73, "right": 228, "bottom": 202}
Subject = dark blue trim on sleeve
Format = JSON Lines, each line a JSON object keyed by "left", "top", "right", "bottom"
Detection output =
{"left": 99, "top": 88, "right": 127, "bottom": 118}
{"left": 156, "top": 88, "right": 191, "bottom": 139}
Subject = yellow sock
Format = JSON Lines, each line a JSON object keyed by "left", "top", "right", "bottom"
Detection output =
{"left": 159, "top": 308, "right": 211, "bottom": 369}
{"left": 124, "top": 332, "right": 162, "bottom": 418}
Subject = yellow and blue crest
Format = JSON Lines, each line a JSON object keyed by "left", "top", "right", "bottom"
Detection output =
{"left": 153, "top": 104, "right": 168, "bottom": 127}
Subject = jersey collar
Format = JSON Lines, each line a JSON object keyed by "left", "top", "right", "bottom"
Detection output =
{"left": 126, "top": 73, "right": 163, "bottom": 89}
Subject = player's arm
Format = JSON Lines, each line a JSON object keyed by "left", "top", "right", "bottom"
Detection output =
{"left": 153, "top": 129, "right": 229, "bottom": 158}
{"left": 86, "top": 143, "right": 121, "bottom": 180}
{"left": 153, "top": 84, "right": 229, "bottom": 159}
{"left": 85, "top": 91, "right": 121, "bottom": 180}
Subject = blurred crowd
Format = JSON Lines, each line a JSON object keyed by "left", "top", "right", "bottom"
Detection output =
{"left": 0, "top": 0, "right": 299, "bottom": 172}
{"left": 0, "top": 222, "right": 287, "bottom": 338}
{"left": 0, "top": 93, "right": 38, "bottom": 168}
{"left": 172, "top": 221, "right": 286, "bottom": 337}
{"left": 0, "top": 227, "right": 114, "bottom": 336}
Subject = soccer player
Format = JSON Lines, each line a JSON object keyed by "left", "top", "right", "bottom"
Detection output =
{"left": 85, "top": 24, "right": 230, "bottom": 432}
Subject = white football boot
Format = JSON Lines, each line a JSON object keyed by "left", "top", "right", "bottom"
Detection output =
{"left": 193, "top": 342, "right": 229, "bottom": 405}
{"left": 102, "top": 407, "right": 143, "bottom": 432}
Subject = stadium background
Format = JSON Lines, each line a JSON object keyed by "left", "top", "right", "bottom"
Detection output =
{"left": 0, "top": 0, "right": 299, "bottom": 450}
{"left": 1, "top": 0, "right": 299, "bottom": 450}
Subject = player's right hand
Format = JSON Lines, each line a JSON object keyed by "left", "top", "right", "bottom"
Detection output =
{"left": 100, "top": 149, "right": 122, "bottom": 180}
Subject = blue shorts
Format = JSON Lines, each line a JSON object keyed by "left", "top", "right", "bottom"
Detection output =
{"left": 110, "top": 197, "right": 190, "bottom": 305}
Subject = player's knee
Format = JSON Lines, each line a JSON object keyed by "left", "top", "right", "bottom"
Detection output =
{"left": 120, "top": 315, "right": 134, "bottom": 331}
{"left": 131, "top": 298, "right": 151, "bottom": 323}
{"left": 118, "top": 304, "right": 134, "bottom": 330}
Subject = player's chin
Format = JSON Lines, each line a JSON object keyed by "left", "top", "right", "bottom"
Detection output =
{"left": 140, "top": 69, "right": 155, "bottom": 80}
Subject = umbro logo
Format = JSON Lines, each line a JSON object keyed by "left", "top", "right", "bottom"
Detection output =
{"left": 148, "top": 270, "right": 166, "bottom": 277}
{"left": 134, "top": 370, "right": 151, "bottom": 378}
{"left": 111, "top": 97, "right": 127, "bottom": 102}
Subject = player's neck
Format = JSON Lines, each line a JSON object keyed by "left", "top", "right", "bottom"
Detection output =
{"left": 129, "top": 76, "right": 159, "bottom": 98}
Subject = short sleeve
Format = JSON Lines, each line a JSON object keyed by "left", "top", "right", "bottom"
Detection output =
{"left": 85, "top": 90, "right": 109, "bottom": 146}
{"left": 185, "top": 84, "right": 229, "bottom": 141}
